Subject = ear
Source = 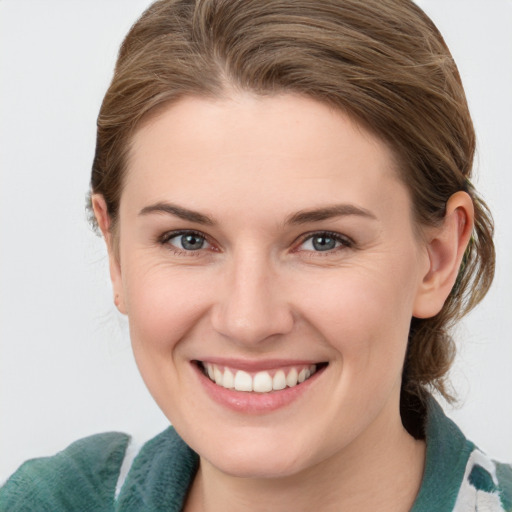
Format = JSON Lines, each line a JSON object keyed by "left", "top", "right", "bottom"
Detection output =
{"left": 91, "top": 194, "right": 127, "bottom": 315}
{"left": 413, "top": 191, "right": 474, "bottom": 319}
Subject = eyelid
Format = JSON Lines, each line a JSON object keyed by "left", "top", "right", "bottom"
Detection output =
{"left": 294, "top": 230, "right": 355, "bottom": 252}
{"left": 157, "top": 229, "right": 353, "bottom": 255}
{"left": 158, "top": 229, "right": 216, "bottom": 253}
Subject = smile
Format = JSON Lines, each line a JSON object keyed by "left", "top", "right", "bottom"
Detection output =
{"left": 198, "top": 362, "right": 324, "bottom": 393}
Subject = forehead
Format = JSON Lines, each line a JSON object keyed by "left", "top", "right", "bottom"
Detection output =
{"left": 123, "top": 93, "right": 409, "bottom": 221}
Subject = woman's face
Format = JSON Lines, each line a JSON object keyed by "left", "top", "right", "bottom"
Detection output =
{"left": 111, "top": 93, "right": 431, "bottom": 477}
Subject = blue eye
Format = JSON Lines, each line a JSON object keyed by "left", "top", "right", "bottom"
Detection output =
{"left": 299, "top": 232, "right": 352, "bottom": 252}
{"left": 162, "top": 231, "right": 211, "bottom": 252}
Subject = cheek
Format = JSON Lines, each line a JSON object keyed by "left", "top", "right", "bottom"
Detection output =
{"left": 121, "top": 263, "right": 214, "bottom": 421}
{"left": 296, "top": 262, "right": 417, "bottom": 378}
{"left": 123, "top": 262, "right": 211, "bottom": 352}
{"left": 300, "top": 264, "right": 415, "bottom": 337}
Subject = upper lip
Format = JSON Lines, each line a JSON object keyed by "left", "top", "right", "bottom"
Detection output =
{"left": 194, "top": 357, "right": 326, "bottom": 372}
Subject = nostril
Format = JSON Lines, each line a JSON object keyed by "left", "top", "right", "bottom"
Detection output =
{"left": 210, "top": 305, "right": 294, "bottom": 346}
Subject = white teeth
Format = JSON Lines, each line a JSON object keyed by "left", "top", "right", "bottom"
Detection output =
{"left": 273, "top": 370, "right": 286, "bottom": 390}
{"left": 203, "top": 363, "right": 319, "bottom": 393}
{"left": 253, "top": 371, "right": 273, "bottom": 393}
{"left": 286, "top": 368, "right": 298, "bottom": 387}
{"left": 234, "top": 370, "right": 253, "bottom": 392}
{"left": 222, "top": 368, "right": 234, "bottom": 389}
{"left": 214, "top": 366, "right": 223, "bottom": 385}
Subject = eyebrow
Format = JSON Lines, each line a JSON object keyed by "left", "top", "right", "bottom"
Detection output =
{"left": 138, "top": 202, "right": 215, "bottom": 225}
{"left": 138, "top": 201, "right": 376, "bottom": 226}
{"left": 285, "top": 204, "right": 377, "bottom": 224}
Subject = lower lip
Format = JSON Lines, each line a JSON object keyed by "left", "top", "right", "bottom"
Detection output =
{"left": 193, "top": 363, "right": 326, "bottom": 414}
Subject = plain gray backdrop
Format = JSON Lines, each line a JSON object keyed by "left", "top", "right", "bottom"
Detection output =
{"left": 1, "top": 0, "right": 511, "bottom": 481}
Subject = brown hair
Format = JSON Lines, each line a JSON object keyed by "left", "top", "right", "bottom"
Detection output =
{"left": 90, "top": 0, "right": 495, "bottom": 425}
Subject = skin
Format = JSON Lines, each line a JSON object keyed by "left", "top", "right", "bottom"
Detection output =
{"left": 93, "top": 93, "right": 474, "bottom": 511}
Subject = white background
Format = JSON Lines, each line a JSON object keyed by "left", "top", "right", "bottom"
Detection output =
{"left": 1, "top": 0, "right": 511, "bottom": 482}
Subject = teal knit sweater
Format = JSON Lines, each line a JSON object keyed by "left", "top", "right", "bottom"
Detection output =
{"left": 1, "top": 399, "right": 511, "bottom": 511}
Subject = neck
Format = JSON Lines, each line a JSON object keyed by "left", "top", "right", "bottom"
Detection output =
{"left": 184, "top": 402, "right": 426, "bottom": 512}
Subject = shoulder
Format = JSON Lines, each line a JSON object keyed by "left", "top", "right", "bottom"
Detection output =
{"left": 413, "top": 397, "right": 512, "bottom": 512}
{"left": 454, "top": 449, "right": 512, "bottom": 512}
{"left": 115, "top": 427, "right": 199, "bottom": 511}
{"left": 0, "top": 428, "right": 199, "bottom": 512}
{"left": 0, "top": 431, "right": 130, "bottom": 512}
{"left": 495, "top": 461, "right": 512, "bottom": 510}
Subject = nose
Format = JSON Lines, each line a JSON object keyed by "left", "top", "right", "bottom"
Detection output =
{"left": 210, "top": 250, "right": 294, "bottom": 346}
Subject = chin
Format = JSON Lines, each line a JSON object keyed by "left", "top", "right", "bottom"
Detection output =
{"left": 192, "top": 428, "right": 325, "bottom": 479}
{"left": 208, "top": 448, "right": 311, "bottom": 479}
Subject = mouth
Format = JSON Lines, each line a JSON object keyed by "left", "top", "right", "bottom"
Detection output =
{"left": 195, "top": 361, "right": 329, "bottom": 394}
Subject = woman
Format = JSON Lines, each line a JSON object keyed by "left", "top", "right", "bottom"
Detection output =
{"left": 1, "top": 0, "right": 510, "bottom": 510}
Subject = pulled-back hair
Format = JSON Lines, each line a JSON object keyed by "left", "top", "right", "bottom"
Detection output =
{"left": 90, "top": 0, "right": 495, "bottom": 426}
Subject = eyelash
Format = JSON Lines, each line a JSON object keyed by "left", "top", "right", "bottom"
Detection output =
{"left": 157, "top": 230, "right": 354, "bottom": 256}
{"left": 295, "top": 231, "right": 354, "bottom": 255}
{"left": 158, "top": 230, "right": 215, "bottom": 256}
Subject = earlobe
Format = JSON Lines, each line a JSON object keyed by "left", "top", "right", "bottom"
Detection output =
{"left": 91, "top": 194, "right": 127, "bottom": 315}
{"left": 413, "top": 191, "right": 474, "bottom": 319}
